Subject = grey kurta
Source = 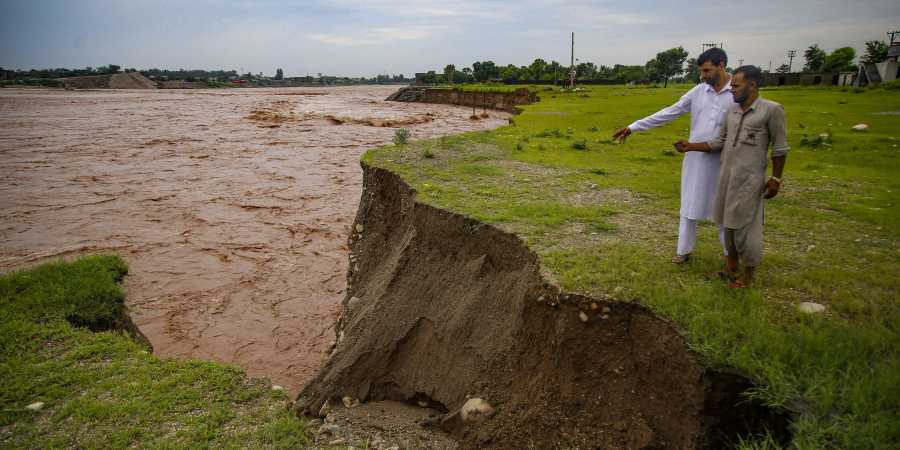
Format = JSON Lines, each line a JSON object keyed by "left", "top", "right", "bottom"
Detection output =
{"left": 706, "top": 97, "right": 789, "bottom": 229}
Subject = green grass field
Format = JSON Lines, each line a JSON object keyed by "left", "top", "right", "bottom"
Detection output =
{"left": 0, "top": 256, "right": 310, "bottom": 448}
{"left": 367, "top": 83, "right": 900, "bottom": 449}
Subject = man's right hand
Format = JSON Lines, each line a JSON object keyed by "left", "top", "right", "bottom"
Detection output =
{"left": 612, "top": 127, "right": 632, "bottom": 143}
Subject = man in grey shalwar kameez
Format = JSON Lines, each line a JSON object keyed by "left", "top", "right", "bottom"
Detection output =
{"left": 676, "top": 65, "right": 788, "bottom": 288}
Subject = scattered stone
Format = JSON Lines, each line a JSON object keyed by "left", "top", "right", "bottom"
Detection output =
{"left": 590, "top": 302, "right": 599, "bottom": 310}
{"left": 386, "top": 447, "right": 400, "bottom": 450}
{"left": 851, "top": 123, "right": 869, "bottom": 132}
{"left": 417, "top": 400, "right": 429, "bottom": 408}
{"left": 602, "top": 306, "right": 611, "bottom": 314}
{"left": 355, "top": 223, "right": 365, "bottom": 232}
{"left": 271, "top": 385, "right": 284, "bottom": 391}
{"left": 328, "top": 438, "right": 346, "bottom": 445}
{"left": 318, "top": 400, "right": 332, "bottom": 417}
{"left": 317, "top": 423, "right": 340, "bottom": 435}
{"left": 460, "top": 397, "right": 495, "bottom": 423}
{"left": 600, "top": 314, "right": 610, "bottom": 320}
{"left": 798, "top": 302, "right": 826, "bottom": 314}
{"left": 537, "top": 295, "right": 545, "bottom": 303}
{"left": 347, "top": 296, "right": 361, "bottom": 310}
{"left": 342, "top": 396, "right": 360, "bottom": 408}
{"left": 25, "top": 402, "right": 44, "bottom": 411}
{"left": 806, "top": 244, "right": 816, "bottom": 252}
{"left": 578, "top": 311, "right": 589, "bottom": 323}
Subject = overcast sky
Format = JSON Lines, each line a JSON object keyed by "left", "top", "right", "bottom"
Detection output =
{"left": 2, "top": 0, "right": 899, "bottom": 77}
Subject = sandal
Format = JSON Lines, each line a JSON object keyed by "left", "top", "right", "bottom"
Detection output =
{"left": 671, "top": 254, "right": 691, "bottom": 264}
{"left": 728, "top": 278, "right": 749, "bottom": 289}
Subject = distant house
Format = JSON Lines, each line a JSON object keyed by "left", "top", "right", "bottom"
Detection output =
{"left": 856, "top": 42, "right": 899, "bottom": 86}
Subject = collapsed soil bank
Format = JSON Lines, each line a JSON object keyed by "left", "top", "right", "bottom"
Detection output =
{"left": 295, "top": 163, "right": 789, "bottom": 449}
{"left": 386, "top": 87, "right": 537, "bottom": 113}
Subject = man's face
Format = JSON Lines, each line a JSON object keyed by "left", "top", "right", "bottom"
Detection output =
{"left": 699, "top": 61, "right": 724, "bottom": 85}
{"left": 731, "top": 72, "right": 756, "bottom": 103}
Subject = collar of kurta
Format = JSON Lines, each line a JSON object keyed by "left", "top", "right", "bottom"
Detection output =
{"left": 735, "top": 96, "right": 763, "bottom": 115}
{"left": 705, "top": 76, "right": 732, "bottom": 94}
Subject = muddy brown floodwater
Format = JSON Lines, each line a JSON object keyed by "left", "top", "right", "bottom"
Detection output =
{"left": 0, "top": 86, "right": 509, "bottom": 393}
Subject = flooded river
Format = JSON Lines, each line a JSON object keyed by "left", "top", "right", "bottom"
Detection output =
{"left": 0, "top": 86, "right": 509, "bottom": 392}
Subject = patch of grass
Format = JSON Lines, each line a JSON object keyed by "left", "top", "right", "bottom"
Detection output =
{"left": 365, "top": 84, "right": 900, "bottom": 448}
{"left": 0, "top": 255, "right": 309, "bottom": 448}
{"left": 393, "top": 127, "right": 411, "bottom": 145}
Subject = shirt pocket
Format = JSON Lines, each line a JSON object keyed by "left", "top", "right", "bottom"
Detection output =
{"left": 740, "top": 125, "right": 765, "bottom": 146}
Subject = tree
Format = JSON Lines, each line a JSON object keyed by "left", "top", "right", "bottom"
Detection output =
{"left": 528, "top": 59, "right": 547, "bottom": 81}
{"left": 822, "top": 47, "right": 856, "bottom": 72}
{"left": 862, "top": 40, "right": 889, "bottom": 64}
{"left": 644, "top": 47, "right": 688, "bottom": 87}
{"left": 803, "top": 44, "right": 826, "bottom": 72}
{"left": 683, "top": 58, "right": 700, "bottom": 83}
{"left": 275, "top": 68, "right": 283, "bottom": 80}
{"left": 443, "top": 64, "right": 455, "bottom": 83}
{"left": 472, "top": 61, "right": 499, "bottom": 82}
{"left": 776, "top": 64, "right": 791, "bottom": 74}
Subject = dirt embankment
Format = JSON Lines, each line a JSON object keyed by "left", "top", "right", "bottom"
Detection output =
{"left": 61, "top": 73, "right": 158, "bottom": 89}
{"left": 295, "top": 163, "right": 790, "bottom": 449}
{"left": 386, "top": 87, "right": 537, "bottom": 113}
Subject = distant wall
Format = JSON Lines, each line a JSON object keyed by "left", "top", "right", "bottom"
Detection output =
{"left": 761, "top": 72, "right": 839, "bottom": 87}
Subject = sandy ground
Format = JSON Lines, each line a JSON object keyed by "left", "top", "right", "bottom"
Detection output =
{"left": 0, "top": 86, "right": 509, "bottom": 393}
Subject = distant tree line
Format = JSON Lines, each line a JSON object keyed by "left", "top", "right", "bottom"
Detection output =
{"left": 2, "top": 65, "right": 125, "bottom": 79}
{"left": 802, "top": 40, "right": 890, "bottom": 73}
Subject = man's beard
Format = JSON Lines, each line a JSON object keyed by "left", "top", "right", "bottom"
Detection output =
{"left": 733, "top": 91, "right": 747, "bottom": 104}
{"left": 705, "top": 73, "right": 719, "bottom": 85}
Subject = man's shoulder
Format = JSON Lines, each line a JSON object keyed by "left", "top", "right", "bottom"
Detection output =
{"left": 758, "top": 97, "right": 784, "bottom": 111}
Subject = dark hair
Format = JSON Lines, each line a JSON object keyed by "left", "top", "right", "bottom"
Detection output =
{"left": 697, "top": 48, "right": 728, "bottom": 67}
{"left": 735, "top": 65, "right": 763, "bottom": 87}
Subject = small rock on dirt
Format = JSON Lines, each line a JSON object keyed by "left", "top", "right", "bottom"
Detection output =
{"left": 317, "top": 423, "right": 341, "bottom": 435}
{"left": 271, "top": 385, "right": 284, "bottom": 391}
{"left": 460, "top": 398, "right": 495, "bottom": 423}
{"left": 798, "top": 302, "right": 826, "bottom": 314}
{"left": 355, "top": 223, "right": 365, "bottom": 232}
{"left": 578, "top": 311, "right": 589, "bottom": 322}
{"left": 851, "top": 123, "right": 869, "bottom": 132}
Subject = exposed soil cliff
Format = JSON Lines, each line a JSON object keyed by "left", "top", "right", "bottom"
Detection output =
{"left": 386, "top": 87, "right": 537, "bottom": 113}
{"left": 294, "top": 163, "right": 789, "bottom": 449}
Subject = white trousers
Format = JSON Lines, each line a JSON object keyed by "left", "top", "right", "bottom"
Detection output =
{"left": 677, "top": 217, "right": 728, "bottom": 256}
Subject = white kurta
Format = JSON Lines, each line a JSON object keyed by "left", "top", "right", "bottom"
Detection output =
{"left": 628, "top": 81, "right": 733, "bottom": 220}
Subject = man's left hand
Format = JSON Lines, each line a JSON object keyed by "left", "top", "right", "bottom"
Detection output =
{"left": 674, "top": 140, "right": 689, "bottom": 153}
{"left": 764, "top": 178, "right": 780, "bottom": 199}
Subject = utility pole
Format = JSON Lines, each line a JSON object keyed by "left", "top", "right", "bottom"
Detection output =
{"left": 768, "top": 60, "right": 773, "bottom": 72}
{"left": 889, "top": 30, "right": 900, "bottom": 45}
{"left": 701, "top": 42, "right": 724, "bottom": 54}
{"left": 786, "top": 50, "right": 797, "bottom": 73}
{"left": 570, "top": 32, "right": 576, "bottom": 89}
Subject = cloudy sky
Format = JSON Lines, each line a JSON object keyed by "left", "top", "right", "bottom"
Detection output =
{"left": 1, "top": 0, "right": 899, "bottom": 77}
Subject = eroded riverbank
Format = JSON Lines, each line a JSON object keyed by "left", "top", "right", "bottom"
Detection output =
{"left": 0, "top": 85, "right": 509, "bottom": 392}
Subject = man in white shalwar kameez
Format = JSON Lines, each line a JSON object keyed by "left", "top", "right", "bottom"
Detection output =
{"left": 612, "top": 48, "right": 733, "bottom": 264}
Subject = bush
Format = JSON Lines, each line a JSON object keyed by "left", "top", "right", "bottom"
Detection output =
{"left": 394, "top": 128, "right": 411, "bottom": 145}
{"left": 572, "top": 139, "right": 588, "bottom": 150}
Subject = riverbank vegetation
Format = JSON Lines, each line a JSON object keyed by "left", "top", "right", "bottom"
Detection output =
{"left": 0, "top": 256, "right": 309, "bottom": 448}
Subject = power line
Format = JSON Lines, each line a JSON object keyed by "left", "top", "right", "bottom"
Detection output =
{"left": 786, "top": 50, "right": 797, "bottom": 73}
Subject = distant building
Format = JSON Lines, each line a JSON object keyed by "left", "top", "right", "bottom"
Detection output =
{"left": 856, "top": 42, "right": 899, "bottom": 86}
